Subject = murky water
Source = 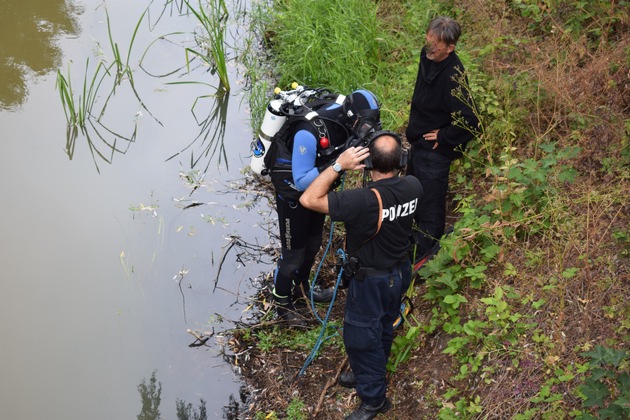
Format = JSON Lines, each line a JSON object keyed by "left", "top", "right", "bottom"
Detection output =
{"left": 0, "top": 1, "right": 271, "bottom": 418}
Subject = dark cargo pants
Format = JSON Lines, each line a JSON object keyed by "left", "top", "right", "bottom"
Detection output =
{"left": 407, "top": 147, "right": 452, "bottom": 257}
{"left": 343, "top": 261, "right": 411, "bottom": 406}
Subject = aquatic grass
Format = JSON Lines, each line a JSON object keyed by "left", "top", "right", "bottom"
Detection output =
{"left": 55, "top": 6, "right": 162, "bottom": 172}
{"left": 55, "top": 58, "right": 111, "bottom": 131}
{"left": 57, "top": 62, "right": 138, "bottom": 172}
{"left": 56, "top": 58, "right": 132, "bottom": 172}
{"left": 229, "top": 0, "right": 274, "bottom": 134}
{"left": 56, "top": 0, "right": 243, "bottom": 173}
{"left": 247, "top": 80, "right": 268, "bottom": 141}
{"left": 146, "top": 0, "right": 187, "bottom": 30}
{"left": 183, "top": 0, "right": 231, "bottom": 92}
{"left": 102, "top": 7, "right": 162, "bottom": 125}
{"left": 138, "top": 31, "right": 192, "bottom": 78}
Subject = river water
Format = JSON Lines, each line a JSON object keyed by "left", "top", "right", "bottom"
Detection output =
{"left": 0, "top": 0, "right": 271, "bottom": 418}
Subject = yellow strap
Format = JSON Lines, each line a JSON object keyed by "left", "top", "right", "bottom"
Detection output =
{"left": 370, "top": 188, "right": 383, "bottom": 238}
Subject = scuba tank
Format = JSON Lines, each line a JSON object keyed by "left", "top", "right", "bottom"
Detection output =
{"left": 250, "top": 98, "right": 285, "bottom": 175}
{"left": 250, "top": 83, "right": 319, "bottom": 175}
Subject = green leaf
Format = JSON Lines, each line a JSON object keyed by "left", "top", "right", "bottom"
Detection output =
{"left": 580, "top": 378, "right": 610, "bottom": 407}
{"left": 574, "top": 413, "right": 597, "bottom": 420}
{"left": 562, "top": 267, "right": 579, "bottom": 279}
{"left": 443, "top": 294, "right": 468, "bottom": 309}
{"left": 558, "top": 167, "right": 577, "bottom": 183}
{"left": 582, "top": 345, "right": 627, "bottom": 368}
{"left": 532, "top": 298, "right": 546, "bottom": 309}
{"left": 591, "top": 367, "right": 612, "bottom": 381}
{"left": 618, "top": 372, "right": 630, "bottom": 389}
{"left": 598, "top": 404, "right": 625, "bottom": 419}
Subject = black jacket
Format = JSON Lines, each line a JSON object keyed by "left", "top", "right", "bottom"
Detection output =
{"left": 405, "top": 48, "right": 478, "bottom": 160}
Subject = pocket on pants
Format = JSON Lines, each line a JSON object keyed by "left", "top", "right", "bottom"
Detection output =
{"left": 344, "top": 311, "right": 381, "bottom": 352}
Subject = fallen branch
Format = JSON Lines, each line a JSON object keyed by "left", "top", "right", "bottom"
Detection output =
{"left": 314, "top": 356, "right": 348, "bottom": 415}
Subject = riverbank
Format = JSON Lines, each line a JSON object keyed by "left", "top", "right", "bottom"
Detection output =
{"left": 230, "top": 0, "right": 629, "bottom": 418}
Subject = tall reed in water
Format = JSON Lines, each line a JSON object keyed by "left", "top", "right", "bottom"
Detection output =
{"left": 184, "top": 0, "right": 230, "bottom": 92}
{"left": 54, "top": 8, "right": 154, "bottom": 171}
{"left": 55, "top": 59, "right": 109, "bottom": 131}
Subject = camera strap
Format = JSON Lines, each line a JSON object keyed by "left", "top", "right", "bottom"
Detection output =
{"left": 370, "top": 188, "right": 383, "bottom": 239}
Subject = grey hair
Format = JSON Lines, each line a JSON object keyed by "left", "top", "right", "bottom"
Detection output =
{"left": 427, "top": 17, "right": 461, "bottom": 45}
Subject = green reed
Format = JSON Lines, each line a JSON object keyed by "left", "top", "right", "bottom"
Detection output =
{"left": 55, "top": 0, "right": 236, "bottom": 172}
{"left": 54, "top": 7, "right": 154, "bottom": 172}
{"left": 55, "top": 58, "right": 109, "bottom": 130}
{"left": 184, "top": 0, "right": 230, "bottom": 92}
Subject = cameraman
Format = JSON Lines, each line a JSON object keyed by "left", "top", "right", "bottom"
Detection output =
{"left": 300, "top": 132, "right": 422, "bottom": 420}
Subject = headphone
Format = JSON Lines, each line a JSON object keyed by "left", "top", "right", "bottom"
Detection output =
{"left": 363, "top": 130, "right": 409, "bottom": 170}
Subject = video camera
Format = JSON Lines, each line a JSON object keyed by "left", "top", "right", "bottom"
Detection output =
{"left": 344, "top": 112, "right": 382, "bottom": 150}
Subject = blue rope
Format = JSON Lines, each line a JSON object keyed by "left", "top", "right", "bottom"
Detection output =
{"left": 297, "top": 177, "right": 348, "bottom": 378}
{"left": 297, "top": 249, "right": 347, "bottom": 378}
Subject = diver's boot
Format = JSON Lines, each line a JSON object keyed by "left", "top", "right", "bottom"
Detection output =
{"left": 274, "top": 294, "right": 307, "bottom": 328}
{"left": 293, "top": 281, "right": 334, "bottom": 303}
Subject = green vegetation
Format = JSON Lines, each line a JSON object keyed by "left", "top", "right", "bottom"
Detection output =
{"left": 256, "top": 0, "right": 436, "bottom": 129}
{"left": 55, "top": 1, "right": 240, "bottom": 172}
{"left": 255, "top": 321, "right": 342, "bottom": 354}
{"left": 242, "top": 0, "right": 629, "bottom": 418}
{"left": 183, "top": 0, "right": 230, "bottom": 92}
{"left": 55, "top": 8, "right": 151, "bottom": 172}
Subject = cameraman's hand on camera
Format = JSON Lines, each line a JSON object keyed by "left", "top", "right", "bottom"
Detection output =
{"left": 336, "top": 146, "right": 370, "bottom": 172}
{"left": 300, "top": 146, "right": 369, "bottom": 214}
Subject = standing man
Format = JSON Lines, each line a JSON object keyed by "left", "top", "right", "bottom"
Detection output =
{"left": 268, "top": 89, "right": 381, "bottom": 326}
{"left": 406, "top": 16, "right": 478, "bottom": 260}
{"left": 300, "top": 132, "right": 422, "bottom": 420}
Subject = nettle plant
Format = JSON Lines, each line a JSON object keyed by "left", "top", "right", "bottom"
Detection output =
{"left": 574, "top": 346, "right": 630, "bottom": 419}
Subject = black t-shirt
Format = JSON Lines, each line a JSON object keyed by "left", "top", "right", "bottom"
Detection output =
{"left": 328, "top": 176, "right": 423, "bottom": 269}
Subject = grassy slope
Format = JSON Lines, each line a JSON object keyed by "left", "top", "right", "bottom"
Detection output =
{"left": 249, "top": 0, "right": 629, "bottom": 418}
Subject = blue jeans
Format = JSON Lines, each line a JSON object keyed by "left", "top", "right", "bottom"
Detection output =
{"left": 343, "top": 261, "right": 412, "bottom": 405}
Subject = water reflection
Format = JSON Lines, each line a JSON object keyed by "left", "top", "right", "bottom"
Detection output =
{"left": 0, "top": 0, "right": 79, "bottom": 110}
{"left": 137, "top": 371, "right": 208, "bottom": 420}
{"left": 166, "top": 90, "right": 229, "bottom": 172}
{"left": 137, "top": 371, "right": 162, "bottom": 420}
